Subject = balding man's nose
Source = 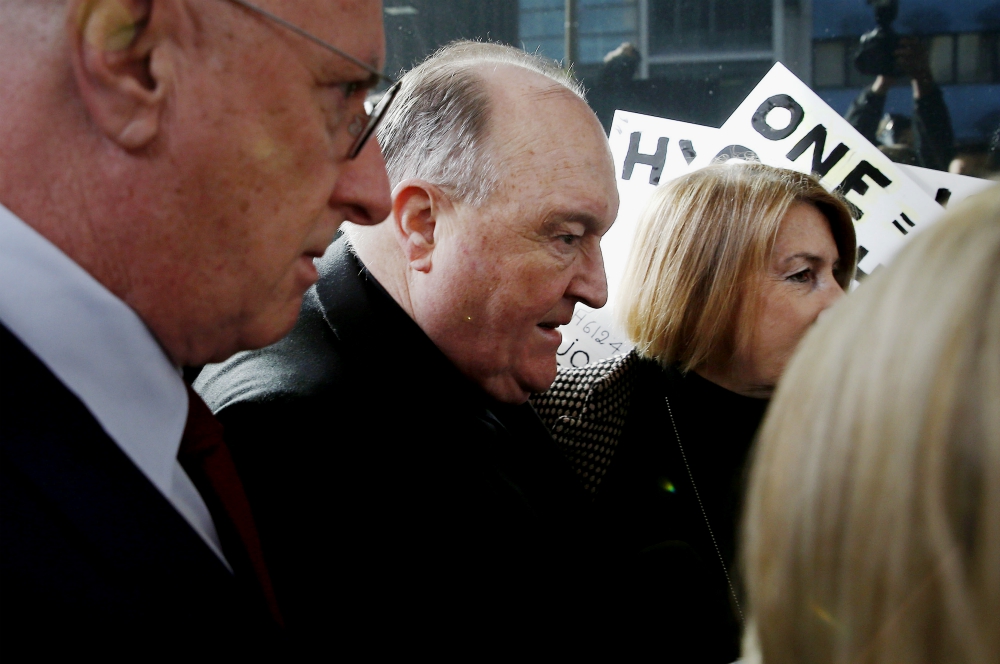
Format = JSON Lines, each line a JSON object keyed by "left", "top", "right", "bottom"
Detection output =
{"left": 570, "top": 246, "right": 609, "bottom": 310}
{"left": 330, "top": 136, "right": 392, "bottom": 225}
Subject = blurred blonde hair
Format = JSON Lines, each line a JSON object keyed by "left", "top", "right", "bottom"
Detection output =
{"left": 619, "top": 162, "right": 855, "bottom": 372}
{"left": 742, "top": 185, "right": 1000, "bottom": 664}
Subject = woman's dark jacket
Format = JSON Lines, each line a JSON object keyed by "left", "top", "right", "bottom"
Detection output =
{"left": 533, "top": 350, "right": 769, "bottom": 661}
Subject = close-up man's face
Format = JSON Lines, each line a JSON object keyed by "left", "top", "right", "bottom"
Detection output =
{"left": 416, "top": 69, "right": 619, "bottom": 403}
{"left": 161, "top": 0, "right": 391, "bottom": 361}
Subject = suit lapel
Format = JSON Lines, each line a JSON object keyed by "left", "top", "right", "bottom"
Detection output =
{"left": 1, "top": 325, "right": 232, "bottom": 581}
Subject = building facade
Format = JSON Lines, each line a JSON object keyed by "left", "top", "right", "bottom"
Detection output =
{"left": 380, "top": 1, "right": 996, "bottom": 152}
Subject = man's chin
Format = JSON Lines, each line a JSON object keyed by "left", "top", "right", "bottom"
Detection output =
{"left": 511, "top": 364, "right": 559, "bottom": 403}
{"left": 201, "top": 298, "right": 303, "bottom": 365}
{"left": 461, "top": 356, "right": 559, "bottom": 405}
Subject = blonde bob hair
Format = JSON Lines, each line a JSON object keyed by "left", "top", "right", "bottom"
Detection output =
{"left": 619, "top": 163, "right": 856, "bottom": 372}
{"left": 742, "top": 185, "right": 1000, "bottom": 664}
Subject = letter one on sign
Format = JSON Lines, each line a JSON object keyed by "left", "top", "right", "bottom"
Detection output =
{"left": 751, "top": 94, "right": 806, "bottom": 141}
{"left": 785, "top": 124, "right": 849, "bottom": 178}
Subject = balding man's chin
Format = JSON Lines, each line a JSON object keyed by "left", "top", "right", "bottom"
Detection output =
{"left": 481, "top": 371, "right": 558, "bottom": 405}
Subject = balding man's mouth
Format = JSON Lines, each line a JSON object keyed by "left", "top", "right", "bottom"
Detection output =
{"left": 536, "top": 322, "right": 564, "bottom": 346}
{"left": 538, "top": 316, "right": 571, "bottom": 329}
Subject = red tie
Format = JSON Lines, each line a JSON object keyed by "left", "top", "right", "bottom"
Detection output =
{"left": 178, "top": 385, "right": 284, "bottom": 627}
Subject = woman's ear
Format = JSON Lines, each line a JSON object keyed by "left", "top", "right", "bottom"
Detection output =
{"left": 391, "top": 179, "right": 451, "bottom": 273}
{"left": 69, "top": 0, "right": 171, "bottom": 149}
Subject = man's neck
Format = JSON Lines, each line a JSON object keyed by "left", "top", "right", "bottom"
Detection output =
{"left": 347, "top": 226, "right": 417, "bottom": 320}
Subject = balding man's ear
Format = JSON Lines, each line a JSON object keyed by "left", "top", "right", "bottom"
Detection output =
{"left": 392, "top": 180, "right": 450, "bottom": 273}
{"left": 69, "top": 0, "right": 170, "bottom": 149}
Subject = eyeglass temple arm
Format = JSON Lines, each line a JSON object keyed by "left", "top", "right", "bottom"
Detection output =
{"left": 225, "top": 0, "right": 396, "bottom": 85}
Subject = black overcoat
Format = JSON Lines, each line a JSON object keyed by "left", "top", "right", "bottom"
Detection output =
{"left": 195, "top": 237, "right": 597, "bottom": 649}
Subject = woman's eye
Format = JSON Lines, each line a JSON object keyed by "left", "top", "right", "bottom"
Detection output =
{"left": 788, "top": 269, "right": 812, "bottom": 284}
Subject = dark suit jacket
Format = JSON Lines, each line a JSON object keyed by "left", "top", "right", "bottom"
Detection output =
{"left": 0, "top": 325, "right": 275, "bottom": 656}
{"left": 195, "top": 238, "right": 599, "bottom": 648}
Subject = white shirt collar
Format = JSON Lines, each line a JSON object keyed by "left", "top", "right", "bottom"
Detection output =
{"left": 0, "top": 202, "right": 227, "bottom": 565}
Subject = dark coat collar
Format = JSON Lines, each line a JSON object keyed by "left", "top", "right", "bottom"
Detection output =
{"left": 313, "top": 237, "right": 500, "bottom": 413}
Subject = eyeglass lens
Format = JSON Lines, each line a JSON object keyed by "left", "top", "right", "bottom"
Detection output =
{"left": 348, "top": 81, "right": 402, "bottom": 159}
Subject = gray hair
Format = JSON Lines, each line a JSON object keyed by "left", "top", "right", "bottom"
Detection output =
{"left": 376, "top": 41, "right": 586, "bottom": 207}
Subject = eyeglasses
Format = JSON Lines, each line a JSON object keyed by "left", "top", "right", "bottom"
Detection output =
{"left": 224, "top": 0, "right": 400, "bottom": 159}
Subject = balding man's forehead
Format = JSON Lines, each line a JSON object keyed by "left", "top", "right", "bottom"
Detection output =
{"left": 473, "top": 63, "right": 583, "bottom": 103}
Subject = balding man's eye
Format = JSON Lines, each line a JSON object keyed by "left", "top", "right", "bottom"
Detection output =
{"left": 559, "top": 235, "right": 579, "bottom": 245}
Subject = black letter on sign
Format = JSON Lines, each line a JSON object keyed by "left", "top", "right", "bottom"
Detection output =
{"left": 622, "top": 132, "right": 669, "bottom": 185}
{"left": 891, "top": 212, "right": 916, "bottom": 235}
{"left": 679, "top": 139, "right": 697, "bottom": 165}
{"left": 855, "top": 245, "right": 881, "bottom": 280}
{"left": 935, "top": 188, "right": 952, "bottom": 207}
{"left": 785, "top": 124, "right": 849, "bottom": 177}
{"left": 751, "top": 94, "right": 805, "bottom": 141}
{"left": 834, "top": 160, "right": 892, "bottom": 220}
{"left": 714, "top": 145, "right": 761, "bottom": 163}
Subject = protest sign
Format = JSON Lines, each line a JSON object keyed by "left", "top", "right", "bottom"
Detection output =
{"left": 556, "top": 112, "right": 722, "bottom": 368}
{"left": 604, "top": 112, "right": 725, "bottom": 306}
{"left": 701, "top": 62, "right": 945, "bottom": 278}
{"left": 555, "top": 304, "right": 631, "bottom": 369}
{"left": 898, "top": 164, "right": 994, "bottom": 209}
{"left": 557, "top": 64, "right": 975, "bottom": 368}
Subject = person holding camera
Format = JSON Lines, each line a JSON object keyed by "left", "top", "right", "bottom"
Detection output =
{"left": 845, "top": 35, "right": 955, "bottom": 171}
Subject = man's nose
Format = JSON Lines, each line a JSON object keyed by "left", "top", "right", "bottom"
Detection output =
{"left": 329, "top": 136, "right": 392, "bottom": 225}
{"left": 569, "top": 245, "right": 609, "bottom": 309}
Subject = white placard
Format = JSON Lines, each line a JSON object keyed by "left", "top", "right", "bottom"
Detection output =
{"left": 556, "top": 112, "right": 723, "bottom": 367}
{"left": 700, "top": 62, "right": 945, "bottom": 277}
{"left": 898, "top": 164, "right": 995, "bottom": 208}
{"left": 555, "top": 304, "right": 632, "bottom": 369}
{"left": 557, "top": 64, "right": 973, "bottom": 368}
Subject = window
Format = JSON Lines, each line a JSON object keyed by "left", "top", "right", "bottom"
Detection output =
{"left": 814, "top": 40, "right": 846, "bottom": 88}
{"left": 518, "top": 0, "right": 638, "bottom": 64}
{"left": 578, "top": 0, "right": 638, "bottom": 64}
{"left": 930, "top": 35, "right": 955, "bottom": 84}
{"left": 519, "top": 0, "right": 565, "bottom": 60}
{"left": 812, "top": 32, "right": 1000, "bottom": 89}
{"left": 648, "top": 0, "right": 772, "bottom": 54}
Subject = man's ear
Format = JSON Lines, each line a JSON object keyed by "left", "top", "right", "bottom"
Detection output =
{"left": 391, "top": 179, "right": 452, "bottom": 274}
{"left": 69, "top": 0, "right": 170, "bottom": 149}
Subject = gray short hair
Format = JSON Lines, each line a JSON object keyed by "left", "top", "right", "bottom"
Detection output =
{"left": 376, "top": 41, "right": 586, "bottom": 207}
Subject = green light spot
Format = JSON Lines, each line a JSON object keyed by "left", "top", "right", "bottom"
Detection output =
{"left": 660, "top": 479, "right": 676, "bottom": 493}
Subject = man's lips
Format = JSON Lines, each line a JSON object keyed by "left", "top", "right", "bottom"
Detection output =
{"left": 537, "top": 318, "right": 572, "bottom": 330}
{"left": 536, "top": 319, "right": 570, "bottom": 346}
{"left": 295, "top": 251, "right": 323, "bottom": 287}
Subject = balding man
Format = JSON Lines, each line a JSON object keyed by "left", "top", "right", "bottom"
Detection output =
{"left": 195, "top": 42, "right": 619, "bottom": 641}
{"left": 0, "top": 0, "right": 391, "bottom": 650}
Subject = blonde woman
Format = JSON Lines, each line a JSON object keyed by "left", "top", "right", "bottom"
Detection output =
{"left": 741, "top": 185, "right": 1000, "bottom": 664}
{"left": 533, "top": 163, "right": 856, "bottom": 659}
